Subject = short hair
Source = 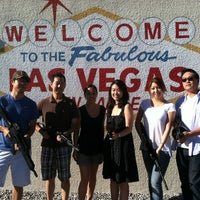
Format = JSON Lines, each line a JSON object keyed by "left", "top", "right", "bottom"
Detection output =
{"left": 181, "top": 68, "right": 199, "bottom": 80}
{"left": 50, "top": 72, "right": 66, "bottom": 83}
{"left": 12, "top": 70, "right": 30, "bottom": 83}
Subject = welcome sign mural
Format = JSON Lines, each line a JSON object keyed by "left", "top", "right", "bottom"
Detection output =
{"left": 0, "top": 4, "right": 199, "bottom": 111}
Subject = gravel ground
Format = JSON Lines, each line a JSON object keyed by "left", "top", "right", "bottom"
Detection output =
{"left": 0, "top": 190, "right": 183, "bottom": 200}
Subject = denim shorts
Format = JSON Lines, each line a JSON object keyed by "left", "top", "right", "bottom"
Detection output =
{"left": 41, "top": 146, "right": 71, "bottom": 181}
{"left": 0, "top": 150, "right": 30, "bottom": 187}
{"left": 77, "top": 153, "right": 103, "bottom": 166}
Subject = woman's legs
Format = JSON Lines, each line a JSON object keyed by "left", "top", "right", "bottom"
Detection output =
{"left": 110, "top": 180, "right": 129, "bottom": 200}
{"left": 119, "top": 182, "right": 129, "bottom": 200}
{"left": 78, "top": 164, "right": 99, "bottom": 200}
{"left": 78, "top": 165, "right": 89, "bottom": 200}
{"left": 86, "top": 164, "right": 99, "bottom": 200}
{"left": 110, "top": 180, "right": 119, "bottom": 200}
{"left": 142, "top": 150, "right": 170, "bottom": 200}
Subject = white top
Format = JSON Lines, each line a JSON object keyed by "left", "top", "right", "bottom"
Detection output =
{"left": 176, "top": 91, "right": 200, "bottom": 156}
{"left": 141, "top": 99, "right": 176, "bottom": 156}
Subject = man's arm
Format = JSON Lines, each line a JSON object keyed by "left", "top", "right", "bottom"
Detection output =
{"left": 24, "top": 119, "right": 37, "bottom": 139}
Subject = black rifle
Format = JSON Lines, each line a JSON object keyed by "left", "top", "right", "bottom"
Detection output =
{"left": 57, "top": 132, "right": 79, "bottom": 151}
{"left": 139, "top": 122, "right": 169, "bottom": 190}
{"left": 36, "top": 122, "right": 79, "bottom": 151}
{"left": 0, "top": 106, "right": 38, "bottom": 177}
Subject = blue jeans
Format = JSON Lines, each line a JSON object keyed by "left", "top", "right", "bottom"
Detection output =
{"left": 142, "top": 150, "right": 170, "bottom": 200}
{"left": 176, "top": 147, "right": 200, "bottom": 200}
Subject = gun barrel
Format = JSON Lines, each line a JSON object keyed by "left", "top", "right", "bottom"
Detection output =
{"left": 21, "top": 148, "right": 38, "bottom": 177}
{"left": 9, "top": 125, "right": 38, "bottom": 177}
{"left": 139, "top": 122, "right": 169, "bottom": 190}
{"left": 154, "top": 160, "right": 169, "bottom": 190}
{"left": 33, "top": 170, "right": 38, "bottom": 177}
{"left": 59, "top": 134, "right": 79, "bottom": 151}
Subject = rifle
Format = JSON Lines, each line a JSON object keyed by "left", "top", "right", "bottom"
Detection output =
{"left": 0, "top": 106, "right": 38, "bottom": 177}
{"left": 58, "top": 133, "right": 79, "bottom": 151}
{"left": 139, "top": 122, "right": 169, "bottom": 190}
{"left": 36, "top": 122, "right": 79, "bottom": 151}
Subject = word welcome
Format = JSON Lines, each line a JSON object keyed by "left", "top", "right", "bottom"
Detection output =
{"left": 2, "top": 17, "right": 195, "bottom": 47}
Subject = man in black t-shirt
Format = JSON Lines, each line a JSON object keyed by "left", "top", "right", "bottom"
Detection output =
{"left": 36, "top": 72, "right": 78, "bottom": 200}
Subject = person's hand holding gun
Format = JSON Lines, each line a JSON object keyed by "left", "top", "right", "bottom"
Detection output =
{"left": 56, "top": 131, "right": 70, "bottom": 143}
{"left": 144, "top": 139, "right": 158, "bottom": 160}
{"left": 0, "top": 125, "right": 20, "bottom": 151}
{"left": 0, "top": 125, "right": 10, "bottom": 138}
{"left": 36, "top": 122, "right": 49, "bottom": 139}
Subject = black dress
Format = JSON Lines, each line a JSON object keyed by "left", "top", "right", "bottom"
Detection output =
{"left": 78, "top": 105, "right": 106, "bottom": 155}
{"left": 102, "top": 108, "right": 139, "bottom": 183}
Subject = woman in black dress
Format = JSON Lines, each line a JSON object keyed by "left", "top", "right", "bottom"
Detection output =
{"left": 103, "top": 79, "right": 139, "bottom": 200}
{"left": 74, "top": 84, "right": 106, "bottom": 200}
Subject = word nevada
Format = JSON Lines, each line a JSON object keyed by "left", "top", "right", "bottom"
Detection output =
{"left": 2, "top": 17, "right": 195, "bottom": 47}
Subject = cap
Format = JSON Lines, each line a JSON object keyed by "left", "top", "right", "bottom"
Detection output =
{"left": 12, "top": 70, "right": 30, "bottom": 82}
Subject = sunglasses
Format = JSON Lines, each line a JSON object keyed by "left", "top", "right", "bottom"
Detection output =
{"left": 182, "top": 76, "right": 195, "bottom": 82}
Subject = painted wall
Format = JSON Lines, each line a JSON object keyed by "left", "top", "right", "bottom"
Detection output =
{"left": 1, "top": 0, "right": 200, "bottom": 196}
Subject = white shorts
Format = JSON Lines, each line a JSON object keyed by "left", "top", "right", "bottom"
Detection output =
{"left": 0, "top": 150, "right": 30, "bottom": 187}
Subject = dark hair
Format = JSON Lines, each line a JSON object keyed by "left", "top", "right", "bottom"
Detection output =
{"left": 149, "top": 77, "right": 167, "bottom": 92}
{"left": 107, "top": 79, "right": 129, "bottom": 110}
{"left": 84, "top": 84, "right": 98, "bottom": 96}
{"left": 181, "top": 68, "right": 199, "bottom": 81}
{"left": 50, "top": 73, "right": 66, "bottom": 83}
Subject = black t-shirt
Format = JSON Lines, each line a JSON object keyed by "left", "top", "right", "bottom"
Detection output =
{"left": 37, "top": 95, "right": 78, "bottom": 148}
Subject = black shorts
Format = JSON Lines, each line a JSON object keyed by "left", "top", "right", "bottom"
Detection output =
{"left": 77, "top": 153, "right": 103, "bottom": 166}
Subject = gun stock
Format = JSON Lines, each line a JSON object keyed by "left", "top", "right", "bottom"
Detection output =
{"left": 139, "top": 122, "right": 168, "bottom": 190}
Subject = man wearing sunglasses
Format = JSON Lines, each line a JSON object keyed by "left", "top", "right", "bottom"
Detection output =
{"left": 173, "top": 68, "right": 200, "bottom": 200}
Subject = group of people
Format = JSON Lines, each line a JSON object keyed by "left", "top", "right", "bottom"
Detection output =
{"left": 135, "top": 68, "right": 200, "bottom": 200}
{"left": 0, "top": 68, "right": 199, "bottom": 200}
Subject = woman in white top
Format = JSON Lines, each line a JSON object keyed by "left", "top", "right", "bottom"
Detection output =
{"left": 135, "top": 77, "right": 176, "bottom": 200}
